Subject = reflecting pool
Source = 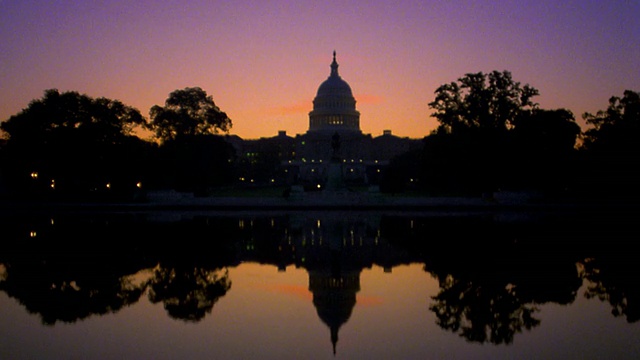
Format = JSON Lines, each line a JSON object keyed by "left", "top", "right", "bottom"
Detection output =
{"left": 1, "top": 208, "right": 639, "bottom": 359}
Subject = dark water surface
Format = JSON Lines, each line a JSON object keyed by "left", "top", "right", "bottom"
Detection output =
{"left": 1, "top": 207, "right": 639, "bottom": 359}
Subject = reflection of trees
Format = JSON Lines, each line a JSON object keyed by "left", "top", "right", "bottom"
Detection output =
{"left": 1, "top": 209, "right": 637, "bottom": 336}
{"left": 430, "top": 274, "right": 540, "bottom": 344}
{"left": 577, "top": 211, "right": 640, "bottom": 324}
{"left": 381, "top": 214, "right": 587, "bottom": 344}
{"left": 148, "top": 266, "right": 231, "bottom": 322}
{"left": 0, "top": 259, "right": 232, "bottom": 325}
{"left": 0, "top": 212, "right": 239, "bottom": 325}
{"left": 427, "top": 253, "right": 583, "bottom": 345}
{"left": 581, "top": 256, "right": 640, "bottom": 323}
{"left": 0, "top": 259, "right": 147, "bottom": 325}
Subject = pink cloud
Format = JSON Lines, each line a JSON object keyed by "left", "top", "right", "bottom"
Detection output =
{"left": 264, "top": 284, "right": 313, "bottom": 302}
{"left": 355, "top": 94, "right": 384, "bottom": 105}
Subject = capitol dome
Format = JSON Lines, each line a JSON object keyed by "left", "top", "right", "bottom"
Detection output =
{"left": 308, "top": 51, "right": 361, "bottom": 133}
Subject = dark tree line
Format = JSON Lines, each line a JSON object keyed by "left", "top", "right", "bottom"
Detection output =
{"left": 0, "top": 87, "right": 235, "bottom": 200}
{"left": 0, "top": 89, "right": 151, "bottom": 200}
{"left": 146, "top": 87, "right": 236, "bottom": 194}
{"left": 382, "top": 71, "right": 639, "bottom": 203}
{"left": 1, "top": 75, "right": 638, "bottom": 203}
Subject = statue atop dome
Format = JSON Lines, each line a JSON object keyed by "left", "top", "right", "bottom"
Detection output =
{"left": 330, "top": 50, "right": 339, "bottom": 76}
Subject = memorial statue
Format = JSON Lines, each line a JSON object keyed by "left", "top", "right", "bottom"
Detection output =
{"left": 331, "top": 131, "right": 341, "bottom": 161}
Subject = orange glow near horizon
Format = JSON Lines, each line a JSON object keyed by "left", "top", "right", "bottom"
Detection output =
{"left": 262, "top": 283, "right": 313, "bottom": 302}
{"left": 1, "top": 2, "right": 638, "bottom": 140}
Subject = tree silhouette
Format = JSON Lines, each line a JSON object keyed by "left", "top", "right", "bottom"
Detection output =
{"left": 579, "top": 215, "right": 640, "bottom": 324}
{"left": 581, "top": 256, "right": 640, "bottom": 323}
{"left": 418, "top": 72, "right": 588, "bottom": 196}
{"left": 145, "top": 87, "right": 236, "bottom": 193}
{"left": 579, "top": 90, "right": 640, "bottom": 202}
{"left": 147, "top": 266, "right": 231, "bottom": 322}
{"left": 0, "top": 256, "right": 148, "bottom": 325}
{"left": 1, "top": 89, "right": 145, "bottom": 143}
{"left": 430, "top": 275, "right": 541, "bottom": 345}
{"left": 420, "top": 71, "right": 541, "bottom": 195}
{"left": 148, "top": 134, "right": 236, "bottom": 193}
{"left": 582, "top": 90, "right": 640, "bottom": 151}
{"left": 508, "top": 109, "right": 581, "bottom": 192}
{"left": 0, "top": 89, "right": 149, "bottom": 199}
{"left": 429, "top": 71, "right": 539, "bottom": 135}
{"left": 148, "top": 87, "right": 232, "bottom": 143}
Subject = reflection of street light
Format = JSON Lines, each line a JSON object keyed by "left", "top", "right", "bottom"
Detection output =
{"left": 50, "top": 179, "right": 55, "bottom": 189}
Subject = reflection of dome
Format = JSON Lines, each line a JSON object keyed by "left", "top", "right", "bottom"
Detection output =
{"left": 309, "top": 269, "right": 360, "bottom": 355}
{"left": 308, "top": 51, "right": 361, "bottom": 133}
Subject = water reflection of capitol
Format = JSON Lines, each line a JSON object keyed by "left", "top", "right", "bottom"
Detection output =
{"left": 238, "top": 212, "right": 417, "bottom": 354}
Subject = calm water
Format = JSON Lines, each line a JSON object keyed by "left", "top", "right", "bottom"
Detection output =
{"left": 1, "top": 207, "right": 639, "bottom": 359}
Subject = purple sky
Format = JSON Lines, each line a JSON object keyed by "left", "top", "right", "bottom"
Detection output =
{"left": 1, "top": 0, "right": 638, "bottom": 140}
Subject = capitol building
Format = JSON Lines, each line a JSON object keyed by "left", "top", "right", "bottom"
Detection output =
{"left": 228, "top": 51, "right": 422, "bottom": 188}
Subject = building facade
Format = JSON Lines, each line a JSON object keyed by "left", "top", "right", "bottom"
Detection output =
{"left": 232, "top": 52, "right": 423, "bottom": 188}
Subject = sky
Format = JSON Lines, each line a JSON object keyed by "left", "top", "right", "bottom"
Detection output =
{"left": 1, "top": 0, "right": 638, "bottom": 140}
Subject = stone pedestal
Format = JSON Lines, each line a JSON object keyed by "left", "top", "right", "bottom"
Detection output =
{"left": 325, "top": 160, "right": 346, "bottom": 192}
